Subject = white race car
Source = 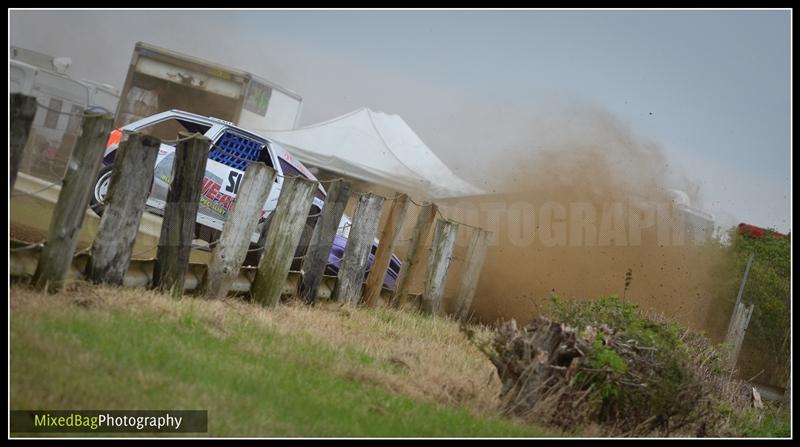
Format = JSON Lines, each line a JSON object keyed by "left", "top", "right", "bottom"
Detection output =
{"left": 91, "top": 109, "right": 325, "bottom": 263}
{"left": 91, "top": 109, "right": 401, "bottom": 287}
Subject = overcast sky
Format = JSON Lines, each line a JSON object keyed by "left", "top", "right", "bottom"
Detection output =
{"left": 9, "top": 9, "right": 791, "bottom": 233}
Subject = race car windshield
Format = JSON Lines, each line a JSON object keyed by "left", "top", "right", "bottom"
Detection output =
{"left": 137, "top": 118, "right": 211, "bottom": 143}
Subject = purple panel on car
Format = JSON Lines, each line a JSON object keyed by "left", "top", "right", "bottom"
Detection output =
{"left": 326, "top": 234, "right": 400, "bottom": 289}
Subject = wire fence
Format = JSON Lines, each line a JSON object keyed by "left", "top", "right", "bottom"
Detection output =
{"left": 14, "top": 101, "right": 486, "bottom": 288}
{"left": 17, "top": 101, "right": 482, "bottom": 232}
{"left": 11, "top": 179, "right": 62, "bottom": 198}
{"left": 34, "top": 100, "right": 111, "bottom": 119}
{"left": 9, "top": 241, "right": 45, "bottom": 252}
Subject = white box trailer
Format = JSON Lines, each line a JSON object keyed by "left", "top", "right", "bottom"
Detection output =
{"left": 10, "top": 46, "right": 121, "bottom": 181}
{"left": 11, "top": 46, "right": 120, "bottom": 122}
{"left": 116, "top": 42, "right": 303, "bottom": 131}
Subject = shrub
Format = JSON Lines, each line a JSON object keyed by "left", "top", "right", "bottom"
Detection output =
{"left": 554, "top": 295, "right": 726, "bottom": 435}
{"left": 471, "top": 294, "right": 768, "bottom": 437}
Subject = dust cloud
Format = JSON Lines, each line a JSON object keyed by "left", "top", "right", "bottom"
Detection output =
{"left": 438, "top": 105, "right": 724, "bottom": 331}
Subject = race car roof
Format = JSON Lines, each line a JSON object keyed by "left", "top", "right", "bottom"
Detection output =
{"left": 258, "top": 108, "right": 485, "bottom": 199}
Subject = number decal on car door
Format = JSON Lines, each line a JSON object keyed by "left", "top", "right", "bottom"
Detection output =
{"left": 226, "top": 170, "right": 243, "bottom": 194}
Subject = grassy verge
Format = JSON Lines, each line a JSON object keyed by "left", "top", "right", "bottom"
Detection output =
{"left": 10, "top": 284, "right": 553, "bottom": 437}
{"left": 720, "top": 400, "right": 791, "bottom": 438}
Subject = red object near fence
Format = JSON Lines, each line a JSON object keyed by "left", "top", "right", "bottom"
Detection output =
{"left": 737, "top": 223, "right": 786, "bottom": 239}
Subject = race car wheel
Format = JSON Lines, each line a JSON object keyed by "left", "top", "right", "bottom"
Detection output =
{"left": 89, "top": 164, "right": 154, "bottom": 217}
{"left": 89, "top": 165, "right": 114, "bottom": 217}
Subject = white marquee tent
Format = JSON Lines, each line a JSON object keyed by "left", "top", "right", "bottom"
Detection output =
{"left": 260, "top": 108, "right": 485, "bottom": 199}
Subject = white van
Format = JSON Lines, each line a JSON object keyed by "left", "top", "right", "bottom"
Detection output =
{"left": 10, "top": 46, "right": 120, "bottom": 181}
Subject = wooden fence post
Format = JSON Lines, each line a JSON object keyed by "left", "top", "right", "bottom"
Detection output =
{"left": 251, "top": 176, "right": 318, "bottom": 307}
{"left": 333, "top": 193, "right": 385, "bottom": 306}
{"left": 299, "top": 179, "right": 352, "bottom": 304}
{"left": 723, "top": 251, "right": 755, "bottom": 368}
{"left": 32, "top": 111, "right": 114, "bottom": 292}
{"left": 10, "top": 93, "right": 37, "bottom": 193}
{"left": 392, "top": 202, "right": 437, "bottom": 307}
{"left": 85, "top": 132, "right": 160, "bottom": 285}
{"left": 152, "top": 133, "right": 211, "bottom": 298}
{"left": 453, "top": 228, "right": 491, "bottom": 321}
{"left": 363, "top": 193, "right": 409, "bottom": 307}
{"left": 725, "top": 301, "right": 755, "bottom": 369}
{"left": 200, "top": 162, "right": 276, "bottom": 299}
{"left": 726, "top": 253, "right": 754, "bottom": 335}
{"left": 421, "top": 219, "right": 459, "bottom": 316}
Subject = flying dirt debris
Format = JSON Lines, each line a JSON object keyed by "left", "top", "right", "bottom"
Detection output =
{"left": 438, "top": 107, "right": 720, "bottom": 330}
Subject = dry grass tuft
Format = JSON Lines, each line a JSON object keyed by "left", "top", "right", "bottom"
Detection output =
{"left": 10, "top": 283, "right": 504, "bottom": 417}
